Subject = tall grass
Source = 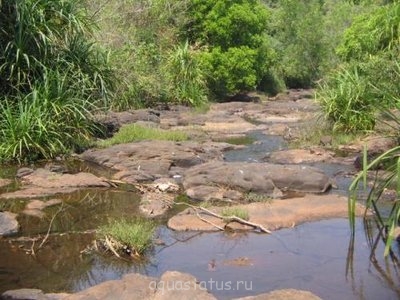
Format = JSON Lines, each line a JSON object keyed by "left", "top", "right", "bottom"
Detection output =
{"left": 317, "top": 65, "right": 376, "bottom": 132}
{"left": 164, "top": 41, "right": 208, "bottom": 106}
{"left": 0, "top": 69, "right": 98, "bottom": 162}
{"left": 0, "top": 0, "right": 112, "bottom": 162}
{"left": 349, "top": 144, "right": 400, "bottom": 257}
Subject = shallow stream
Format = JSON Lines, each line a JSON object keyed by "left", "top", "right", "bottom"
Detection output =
{"left": 0, "top": 132, "right": 399, "bottom": 299}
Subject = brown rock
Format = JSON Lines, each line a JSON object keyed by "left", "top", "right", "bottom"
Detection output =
{"left": 234, "top": 289, "right": 322, "bottom": 300}
{"left": 64, "top": 273, "right": 157, "bottom": 300}
{"left": 168, "top": 194, "right": 365, "bottom": 232}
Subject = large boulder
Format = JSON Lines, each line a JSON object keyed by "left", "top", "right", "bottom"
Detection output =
{"left": 80, "top": 140, "right": 236, "bottom": 184}
{"left": 182, "top": 161, "right": 331, "bottom": 201}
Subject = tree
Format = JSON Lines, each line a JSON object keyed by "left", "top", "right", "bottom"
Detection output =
{"left": 182, "top": 0, "right": 273, "bottom": 98}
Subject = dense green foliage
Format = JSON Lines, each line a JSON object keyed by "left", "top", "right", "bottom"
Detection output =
{"left": 0, "top": 0, "right": 112, "bottom": 161}
{"left": 1, "top": 0, "right": 399, "bottom": 162}
{"left": 318, "top": 1, "right": 400, "bottom": 132}
{"left": 183, "top": 0, "right": 272, "bottom": 97}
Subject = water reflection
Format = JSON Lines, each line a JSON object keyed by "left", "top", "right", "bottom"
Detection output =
{"left": 346, "top": 218, "right": 400, "bottom": 299}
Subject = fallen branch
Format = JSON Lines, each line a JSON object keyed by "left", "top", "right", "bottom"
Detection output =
{"left": 196, "top": 211, "right": 225, "bottom": 231}
{"left": 175, "top": 202, "right": 271, "bottom": 234}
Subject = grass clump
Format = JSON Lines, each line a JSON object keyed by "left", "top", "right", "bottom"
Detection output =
{"left": 221, "top": 207, "right": 249, "bottom": 221}
{"left": 97, "top": 124, "right": 188, "bottom": 147}
{"left": 98, "top": 218, "right": 156, "bottom": 256}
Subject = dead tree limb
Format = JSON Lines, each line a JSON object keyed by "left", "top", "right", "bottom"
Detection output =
{"left": 175, "top": 202, "right": 271, "bottom": 234}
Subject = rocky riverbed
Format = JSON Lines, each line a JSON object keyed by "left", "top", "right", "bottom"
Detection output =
{"left": 1, "top": 89, "right": 398, "bottom": 299}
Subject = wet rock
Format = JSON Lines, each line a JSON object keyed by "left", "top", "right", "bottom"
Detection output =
{"left": 168, "top": 194, "right": 365, "bottom": 232}
{"left": 0, "top": 187, "right": 78, "bottom": 200}
{"left": 1, "top": 169, "right": 110, "bottom": 199}
{"left": 81, "top": 140, "right": 234, "bottom": 184}
{"left": 21, "top": 168, "right": 110, "bottom": 188}
{"left": 63, "top": 273, "right": 157, "bottom": 300}
{"left": 233, "top": 289, "right": 322, "bottom": 300}
{"left": 268, "top": 148, "right": 334, "bottom": 164}
{"left": 183, "top": 161, "right": 331, "bottom": 201}
{"left": 0, "top": 211, "right": 19, "bottom": 236}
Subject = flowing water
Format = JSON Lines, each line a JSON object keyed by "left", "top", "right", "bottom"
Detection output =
{"left": 0, "top": 132, "right": 399, "bottom": 299}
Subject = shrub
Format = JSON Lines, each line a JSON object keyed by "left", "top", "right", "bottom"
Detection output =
{"left": 318, "top": 2, "right": 400, "bottom": 132}
{"left": 183, "top": 0, "right": 273, "bottom": 98}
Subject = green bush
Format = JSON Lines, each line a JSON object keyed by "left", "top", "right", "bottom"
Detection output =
{"left": 183, "top": 0, "right": 272, "bottom": 98}
{"left": 336, "top": 2, "right": 400, "bottom": 61}
{"left": 318, "top": 2, "right": 400, "bottom": 132}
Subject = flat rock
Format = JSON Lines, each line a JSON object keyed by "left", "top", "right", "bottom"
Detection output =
{"left": 168, "top": 194, "right": 365, "bottom": 231}
{"left": 1, "top": 272, "right": 322, "bottom": 300}
{"left": 81, "top": 140, "right": 235, "bottom": 184}
{"left": 1, "top": 169, "right": 110, "bottom": 199}
{"left": 183, "top": 161, "right": 331, "bottom": 201}
{"left": 234, "top": 289, "right": 322, "bottom": 300}
{"left": 0, "top": 211, "right": 19, "bottom": 236}
{"left": 0, "top": 187, "right": 78, "bottom": 199}
{"left": 63, "top": 273, "right": 156, "bottom": 300}
{"left": 21, "top": 168, "right": 110, "bottom": 189}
